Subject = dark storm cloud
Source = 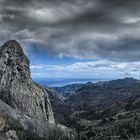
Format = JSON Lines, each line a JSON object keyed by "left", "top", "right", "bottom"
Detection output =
{"left": 27, "top": 35, "right": 140, "bottom": 61}
{"left": 0, "top": 0, "right": 140, "bottom": 61}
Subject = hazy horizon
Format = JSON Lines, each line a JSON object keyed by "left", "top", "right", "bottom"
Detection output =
{"left": 33, "top": 77, "right": 138, "bottom": 87}
{"left": 33, "top": 77, "right": 109, "bottom": 87}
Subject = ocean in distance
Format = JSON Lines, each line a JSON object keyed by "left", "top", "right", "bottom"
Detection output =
{"left": 33, "top": 78, "right": 112, "bottom": 87}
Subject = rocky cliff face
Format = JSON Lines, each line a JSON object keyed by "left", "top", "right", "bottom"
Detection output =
{"left": 0, "top": 40, "right": 55, "bottom": 124}
{"left": 0, "top": 40, "right": 77, "bottom": 140}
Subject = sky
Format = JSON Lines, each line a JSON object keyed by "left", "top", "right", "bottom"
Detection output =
{"left": 0, "top": 0, "right": 140, "bottom": 79}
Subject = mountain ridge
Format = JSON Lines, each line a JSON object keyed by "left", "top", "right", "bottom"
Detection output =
{"left": 54, "top": 77, "right": 139, "bottom": 98}
{"left": 53, "top": 77, "right": 140, "bottom": 139}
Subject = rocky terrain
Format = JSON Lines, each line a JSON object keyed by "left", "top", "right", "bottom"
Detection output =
{"left": 0, "top": 40, "right": 76, "bottom": 140}
{"left": 54, "top": 78, "right": 140, "bottom": 140}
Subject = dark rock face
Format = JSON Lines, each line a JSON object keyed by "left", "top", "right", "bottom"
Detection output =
{"left": 0, "top": 40, "right": 55, "bottom": 124}
{"left": 45, "top": 87, "right": 69, "bottom": 124}
{"left": 0, "top": 40, "right": 57, "bottom": 140}
{"left": 0, "top": 98, "right": 50, "bottom": 140}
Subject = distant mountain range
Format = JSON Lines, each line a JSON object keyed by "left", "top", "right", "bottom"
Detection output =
{"left": 53, "top": 78, "right": 140, "bottom": 139}
{"left": 54, "top": 78, "right": 140, "bottom": 98}
{"left": 33, "top": 78, "right": 109, "bottom": 87}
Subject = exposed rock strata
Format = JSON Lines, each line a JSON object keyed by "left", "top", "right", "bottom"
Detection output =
{"left": 0, "top": 40, "right": 57, "bottom": 139}
{"left": 0, "top": 40, "right": 55, "bottom": 124}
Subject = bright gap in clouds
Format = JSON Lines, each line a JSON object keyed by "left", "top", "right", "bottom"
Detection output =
{"left": 30, "top": 60, "right": 140, "bottom": 79}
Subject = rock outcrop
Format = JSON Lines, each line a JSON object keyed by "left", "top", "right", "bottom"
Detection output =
{"left": 0, "top": 40, "right": 55, "bottom": 124}
{"left": 0, "top": 40, "right": 56, "bottom": 139}
{"left": 0, "top": 98, "right": 50, "bottom": 140}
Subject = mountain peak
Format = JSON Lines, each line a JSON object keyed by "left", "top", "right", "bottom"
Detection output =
{"left": 1, "top": 40, "right": 23, "bottom": 53}
{"left": 0, "top": 40, "right": 30, "bottom": 81}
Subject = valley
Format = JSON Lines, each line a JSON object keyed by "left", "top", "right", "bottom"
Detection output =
{"left": 52, "top": 78, "right": 140, "bottom": 140}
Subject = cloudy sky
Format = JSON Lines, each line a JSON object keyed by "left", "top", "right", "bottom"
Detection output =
{"left": 0, "top": 0, "right": 140, "bottom": 79}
